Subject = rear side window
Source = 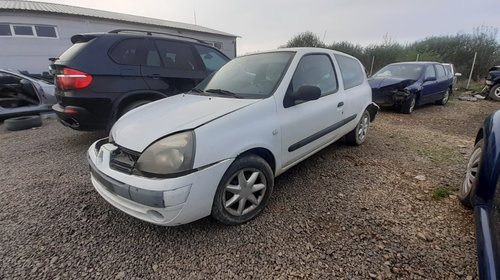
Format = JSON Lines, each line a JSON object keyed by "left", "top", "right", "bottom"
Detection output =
{"left": 109, "top": 39, "right": 145, "bottom": 66}
{"left": 154, "top": 40, "right": 200, "bottom": 71}
{"left": 435, "top": 64, "right": 446, "bottom": 79}
{"left": 194, "top": 45, "right": 229, "bottom": 72}
{"left": 335, "top": 54, "right": 364, "bottom": 90}
{"left": 424, "top": 65, "right": 436, "bottom": 80}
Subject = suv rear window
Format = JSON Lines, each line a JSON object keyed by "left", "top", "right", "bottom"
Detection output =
{"left": 109, "top": 38, "right": 145, "bottom": 65}
{"left": 58, "top": 41, "right": 92, "bottom": 62}
{"left": 335, "top": 54, "right": 364, "bottom": 90}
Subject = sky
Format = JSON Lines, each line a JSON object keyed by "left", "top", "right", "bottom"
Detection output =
{"left": 26, "top": 0, "right": 500, "bottom": 55}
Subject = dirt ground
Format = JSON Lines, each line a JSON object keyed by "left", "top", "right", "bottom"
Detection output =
{"left": 1, "top": 93, "right": 499, "bottom": 279}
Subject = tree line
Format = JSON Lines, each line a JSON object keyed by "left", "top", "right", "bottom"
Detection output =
{"left": 283, "top": 26, "right": 500, "bottom": 81}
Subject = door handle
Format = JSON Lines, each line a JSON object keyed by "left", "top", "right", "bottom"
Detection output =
{"left": 337, "top": 101, "right": 344, "bottom": 108}
{"left": 151, "top": 74, "right": 161, "bottom": 79}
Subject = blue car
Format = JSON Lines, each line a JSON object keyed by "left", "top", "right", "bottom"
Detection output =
{"left": 368, "top": 62, "right": 453, "bottom": 114}
{"left": 459, "top": 110, "right": 500, "bottom": 279}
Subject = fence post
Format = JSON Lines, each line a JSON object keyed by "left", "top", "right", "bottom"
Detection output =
{"left": 416, "top": 54, "right": 419, "bottom": 61}
{"left": 467, "top": 52, "right": 477, "bottom": 89}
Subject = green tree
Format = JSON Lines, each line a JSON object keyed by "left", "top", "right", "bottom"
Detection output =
{"left": 284, "top": 31, "right": 325, "bottom": 48}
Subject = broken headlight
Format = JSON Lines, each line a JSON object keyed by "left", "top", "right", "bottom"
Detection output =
{"left": 136, "top": 131, "right": 195, "bottom": 176}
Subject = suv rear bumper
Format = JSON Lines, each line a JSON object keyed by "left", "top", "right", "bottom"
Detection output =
{"left": 52, "top": 103, "right": 107, "bottom": 130}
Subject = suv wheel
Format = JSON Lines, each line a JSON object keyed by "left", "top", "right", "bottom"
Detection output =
{"left": 211, "top": 155, "right": 274, "bottom": 225}
{"left": 489, "top": 84, "right": 500, "bottom": 101}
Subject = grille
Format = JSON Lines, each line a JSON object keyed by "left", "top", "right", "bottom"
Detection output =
{"left": 110, "top": 146, "right": 140, "bottom": 174}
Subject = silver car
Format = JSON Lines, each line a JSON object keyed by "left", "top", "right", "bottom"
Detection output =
{"left": 0, "top": 69, "right": 56, "bottom": 119}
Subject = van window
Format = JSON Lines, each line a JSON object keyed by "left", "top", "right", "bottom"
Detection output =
{"left": 335, "top": 55, "right": 364, "bottom": 90}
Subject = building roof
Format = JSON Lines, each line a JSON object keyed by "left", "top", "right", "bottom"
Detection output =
{"left": 0, "top": 0, "right": 236, "bottom": 37}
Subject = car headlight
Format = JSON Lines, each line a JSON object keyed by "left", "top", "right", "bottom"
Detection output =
{"left": 136, "top": 131, "right": 195, "bottom": 175}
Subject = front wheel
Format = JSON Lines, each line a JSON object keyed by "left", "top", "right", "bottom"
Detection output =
{"left": 489, "top": 84, "right": 500, "bottom": 101}
{"left": 458, "top": 139, "right": 483, "bottom": 208}
{"left": 401, "top": 94, "right": 416, "bottom": 114}
{"left": 211, "top": 155, "right": 274, "bottom": 225}
{"left": 346, "top": 110, "right": 370, "bottom": 146}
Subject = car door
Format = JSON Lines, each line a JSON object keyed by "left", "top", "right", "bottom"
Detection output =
{"left": 140, "top": 39, "right": 207, "bottom": 96}
{"left": 278, "top": 53, "right": 344, "bottom": 168}
{"left": 420, "top": 64, "right": 438, "bottom": 105}
{"left": 434, "top": 64, "right": 450, "bottom": 100}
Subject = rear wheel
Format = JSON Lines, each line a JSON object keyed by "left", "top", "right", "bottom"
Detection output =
{"left": 458, "top": 139, "right": 483, "bottom": 208}
{"left": 437, "top": 88, "right": 450, "bottom": 105}
{"left": 4, "top": 115, "right": 42, "bottom": 131}
{"left": 346, "top": 110, "right": 370, "bottom": 146}
{"left": 489, "top": 84, "right": 500, "bottom": 101}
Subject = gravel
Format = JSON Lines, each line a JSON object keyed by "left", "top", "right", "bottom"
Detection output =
{"left": 1, "top": 95, "right": 499, "bottom": 279}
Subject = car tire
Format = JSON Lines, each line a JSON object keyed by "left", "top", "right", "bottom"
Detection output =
{"left": 401, "top": 94, "right": 416, "bottom": 114}
{"left": 4, "top": 115, "right": 42, "bottom": 131}
{"left": 211, "top": 155, "right": 274, "bottom": 225}
{"left": 346, "top": 110, "right": 370, "bottom": 146}
{"left": 489, "top": 84, "right": 500, "bottom": 101}
{"left": 120, "top": 100, "right": 152, "bottom": 117}
{"left": 437, "top": 88, "right": 450, "bottom": 105}
{"left": 458, "top": 139, "right": 484, "bottom": 208}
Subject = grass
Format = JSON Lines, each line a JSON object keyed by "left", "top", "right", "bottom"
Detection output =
{"left": 454, "top": 80, "right": 486, "bottom": 93}
{"left": 432, "top": 187, "right": 452, "bottom": 199}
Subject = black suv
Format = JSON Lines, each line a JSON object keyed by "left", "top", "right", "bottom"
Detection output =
{"left": 50, "top": 29, "right": 230, "bottom": 130}
{"left": 486, "top": 66, "right": 500, "bottom": 101}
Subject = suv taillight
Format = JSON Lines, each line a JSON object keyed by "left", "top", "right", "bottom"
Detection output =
{"left": 56, "top": 68, "right": 92, "bottom": 89}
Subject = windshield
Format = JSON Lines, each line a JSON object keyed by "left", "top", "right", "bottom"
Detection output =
{"left": 192, "top": 52, "right": 295, "bottom": 98}
{"left": 372, "top": 64, "right": 423, "bottom": 80}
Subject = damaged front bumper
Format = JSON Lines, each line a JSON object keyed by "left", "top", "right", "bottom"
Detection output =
{"left": 373, "top": 88, "right": 412, "bottom": 107}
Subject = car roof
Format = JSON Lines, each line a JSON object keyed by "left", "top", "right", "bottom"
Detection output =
{"left": 240, "top": 47, "right": 361, "bottom": 61}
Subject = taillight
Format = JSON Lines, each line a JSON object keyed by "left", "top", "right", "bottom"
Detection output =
{"left": 56, "top": 68, "right": 92, "bottom": 89}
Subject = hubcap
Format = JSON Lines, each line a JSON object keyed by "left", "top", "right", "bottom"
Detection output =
{"left": 223, "top": 169, "right": 267, "bottom": 216}
{"left": 357, "top": 113, "right": 369, "bottom": 141}
{"left": 443, "top": 90, "right": 449, "bottom": 103}
{"left": 461, "top": 146, "right": 481, "bottom": 197}
{"left": 409, "top": 97, "right": 415, "bottom": 112}
{"left": 495, "top": 87, "right": 500, "bottom": 98}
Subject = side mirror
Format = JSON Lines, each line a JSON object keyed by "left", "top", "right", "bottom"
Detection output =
{"left": 291, "top": 85, "right": 321, "bottom": 104}
{"left": 455, "top": 72, "right": 462, "bottom": 77}
{"left": 424, "top": 76, "right": 436, "bottom": 82}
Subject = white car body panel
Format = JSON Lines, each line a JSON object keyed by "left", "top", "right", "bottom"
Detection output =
{"left": 90, "top": 48, "right": 376, "bottom": 226}
{"left": 111, "top": 94, "right": 259, "bottom": 152}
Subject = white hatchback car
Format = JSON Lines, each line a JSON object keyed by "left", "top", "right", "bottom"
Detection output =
{"left": 88, "top": 48, "right": 378, "bottom": 226}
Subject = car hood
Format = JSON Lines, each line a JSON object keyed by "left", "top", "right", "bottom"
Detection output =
{"left": 111, "top": 94, "right": 260, "bottom": 152}
{"left": 368, "top": 77, "right": 417, "bottom": 90}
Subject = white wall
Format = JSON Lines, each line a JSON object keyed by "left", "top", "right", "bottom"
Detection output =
{"left": 0, "top": 11, "right": 236, "bottom": 74}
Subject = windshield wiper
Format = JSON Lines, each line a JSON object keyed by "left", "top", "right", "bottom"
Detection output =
{"left": 205, "top": 88, "right": 242, "bottom": 98}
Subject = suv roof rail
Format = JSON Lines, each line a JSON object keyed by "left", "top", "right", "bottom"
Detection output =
{"left": 108, "top": 29, "right": 210, "bottom": 45}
